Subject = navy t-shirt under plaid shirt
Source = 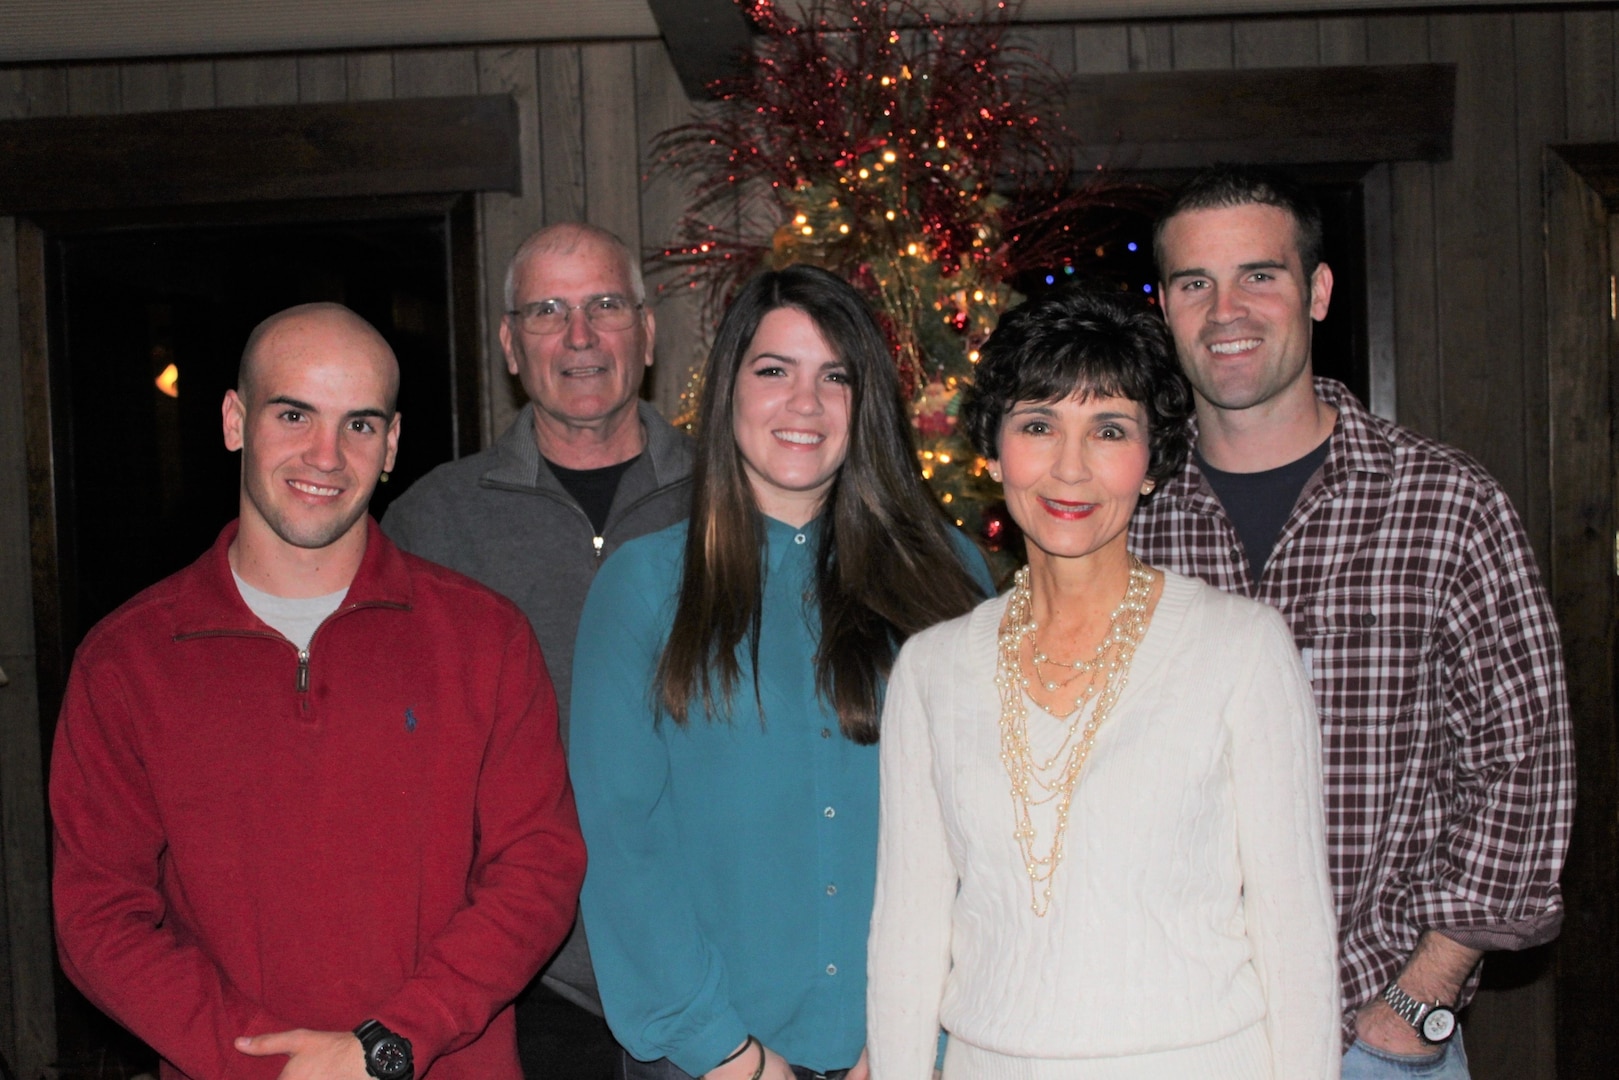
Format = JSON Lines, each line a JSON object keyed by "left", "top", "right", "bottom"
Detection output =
{"left": 1130, "top": 377, "right": 1575, "bottom": 1047}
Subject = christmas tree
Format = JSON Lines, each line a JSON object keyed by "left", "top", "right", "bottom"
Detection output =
{"left": 653, "top": 0, "right": 1141, "bottom": 570}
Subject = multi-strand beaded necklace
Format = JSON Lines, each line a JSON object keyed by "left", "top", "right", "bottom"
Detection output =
{"left": 994, "top": 556, "right": 1155, "bottom": 916}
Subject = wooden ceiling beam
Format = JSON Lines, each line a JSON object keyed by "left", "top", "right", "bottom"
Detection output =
{"left": 1060, "top": 63, "right": 1455, "bottom": 170}
{"left": 645, "top": 0, "right": 755, "bottom": 100}
{"left": 0, "top": 96, "right": 521, "bottom": 214}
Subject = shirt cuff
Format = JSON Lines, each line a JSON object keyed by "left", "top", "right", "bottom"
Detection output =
{"left": 668, "top": 1009, "right": 751, "bottom": 1078}
{"left": 1440, "top": 907, "right": 1563, "bottom": 952}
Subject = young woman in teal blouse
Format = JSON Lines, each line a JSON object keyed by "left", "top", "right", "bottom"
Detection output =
{"left": 570, "top": 265, "right": 991, "bottom": 1080}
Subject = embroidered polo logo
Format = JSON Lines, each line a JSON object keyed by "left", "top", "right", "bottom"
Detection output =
{"left": 405, "top": 707, "right": 419, "bottom": 733}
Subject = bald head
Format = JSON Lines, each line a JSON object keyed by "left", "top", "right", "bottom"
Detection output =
{"left": 504, "top": 223, "right": 645, "bottom": 311}
{"left": 239, "top": 302, "right": 400, "bottom": 414}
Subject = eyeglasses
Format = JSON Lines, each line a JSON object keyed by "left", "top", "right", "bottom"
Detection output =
{"left": 506, "top": 295, "right": 643, "bottom": 335}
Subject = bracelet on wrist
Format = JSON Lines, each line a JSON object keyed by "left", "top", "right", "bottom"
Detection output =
{"left": 716, "top": 1035, "right": 756, "bottom": 1069}
{"left": 748, "top": 1037, "right": 766, "bottom": 1080}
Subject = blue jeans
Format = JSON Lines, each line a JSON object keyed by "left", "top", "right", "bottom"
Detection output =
{"left": 1343, "top": 1027, "right": 1469, "bottom": 1079}
{"left": 619, "top": 1050, "right": 850, "bottom": 1080}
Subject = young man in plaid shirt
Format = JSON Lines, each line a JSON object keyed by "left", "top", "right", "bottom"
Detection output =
{"left": 1131, "top": 165, "right": 1574, "bottom": 1079}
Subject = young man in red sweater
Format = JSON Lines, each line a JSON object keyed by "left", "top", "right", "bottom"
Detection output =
{"left": 50, "top": 303, "right": 586, "bottom": 1080}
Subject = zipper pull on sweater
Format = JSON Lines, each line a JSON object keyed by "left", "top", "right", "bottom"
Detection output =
{"left": 296, "top": 648, "right": 310, "bottom": 693}
{"left": 593, "top": 535, "right": 604, "bottom": 559}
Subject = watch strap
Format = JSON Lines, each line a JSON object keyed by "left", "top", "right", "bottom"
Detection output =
{"left": 1380, "top": 981, "right": 1456, "bottom": 1044}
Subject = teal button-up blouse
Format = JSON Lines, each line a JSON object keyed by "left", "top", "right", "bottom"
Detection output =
{"left": 570, "top": 515, "right": 989, "bottom": 1076}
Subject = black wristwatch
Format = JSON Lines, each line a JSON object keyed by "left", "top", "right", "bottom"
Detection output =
{"left": 354, "top": 1019, "right": 414, "bottom": 1080}
{"left": 1381, "top": 981, "right": 1457, "bottom": 1045}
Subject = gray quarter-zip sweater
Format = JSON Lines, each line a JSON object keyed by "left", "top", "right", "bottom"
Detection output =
{"left": 383, "top": 399, "right": 694, "bottom": 1013}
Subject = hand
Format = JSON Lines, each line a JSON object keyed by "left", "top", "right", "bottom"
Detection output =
{"left": 234, "top": 1029, "right": 369, "bottom": 1080}
{"left": 1353, "top": 998, "right": 1439, "bottom": 1058}
{"left": 846, "top": 1047, "right": 869, "bottom": 1080}
{"left": 1355, "top": 930, "right": 1479, "bottom": 1057}
{"left": 703, "top": 1037, "right": 794, "bottom": 1080}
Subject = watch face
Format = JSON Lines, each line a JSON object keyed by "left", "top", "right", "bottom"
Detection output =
{"left": 371, "top": 1040, "right": 411, "bottom": 1078}
{"left": 1422, "top": 1007, "right": 1457, "bottom": 1043}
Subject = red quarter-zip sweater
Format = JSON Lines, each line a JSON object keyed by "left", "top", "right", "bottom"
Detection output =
{"left": 51, "top": 519, "right": 585, "bottom": 1080}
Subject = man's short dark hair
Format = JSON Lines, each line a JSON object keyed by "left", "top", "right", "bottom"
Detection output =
{"left": 1153, "top": 164, "right": 1325, "bottom": 280}
{"left": 962, "top": 283, "right": 1193, "bottom": 494}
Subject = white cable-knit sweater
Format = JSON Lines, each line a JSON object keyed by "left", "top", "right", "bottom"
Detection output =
{"left": 867, "top": 571, "right": 1340, "bottom": 1080}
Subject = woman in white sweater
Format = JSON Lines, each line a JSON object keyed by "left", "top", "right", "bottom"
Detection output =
{"left": 866, "top": 285, "right": 1339, "bottom": 1080}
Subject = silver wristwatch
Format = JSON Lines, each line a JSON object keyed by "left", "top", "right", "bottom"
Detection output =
{"left": 1381, "top": 981, "right": 1457, "bottom": 1045}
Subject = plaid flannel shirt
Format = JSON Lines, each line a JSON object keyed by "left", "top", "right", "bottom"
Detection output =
{"left": 1130, "top": 379, "right": 1574, "bottom": 1041}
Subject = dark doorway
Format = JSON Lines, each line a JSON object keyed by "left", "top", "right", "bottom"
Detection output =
{"left": 34, "top": 198, "right": 481, "bottom": 1078}
{"left": 44, "top": 201, "right": 479, "bottom": 666}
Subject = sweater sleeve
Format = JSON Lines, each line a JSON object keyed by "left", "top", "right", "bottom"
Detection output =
{"left": 1228, "top": 609, "right": 1341, "bottom": 1080}
{"left": 51, "top": 654, "right": 294, "bottom": 1080}
{"left": 373, "top": 616, "right": 587, "bottom": 1070}
{"left": 568, "top": 548, "right": 750, "bottom": 1075}
{"left": 867, "top": 634, "right": 958, "bottom": 1080}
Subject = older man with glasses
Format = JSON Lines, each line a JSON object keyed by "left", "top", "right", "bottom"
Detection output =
{"left": 384, "top": 222, "right": 695, "bottom": 1078}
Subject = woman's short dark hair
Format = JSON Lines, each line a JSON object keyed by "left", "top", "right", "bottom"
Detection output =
{"left": 962, "top": 284, "right": 1193, "bottom": 492}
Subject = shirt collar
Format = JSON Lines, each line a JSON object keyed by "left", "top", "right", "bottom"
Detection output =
{"left": 763, "top": 513, "right": 821, "bottom": 575}
{"left": 173, "top": 516, "right": 412, "bottom": 636}
{"left": 1158, "top": 377, "right": 1392, "bottom": 513}
{"left": 481, "top": 400, "right": 692, "bottom": 493}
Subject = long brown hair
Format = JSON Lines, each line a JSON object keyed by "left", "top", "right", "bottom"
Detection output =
{"left": 656, "top": 265, "right": 986, "bottom": 743}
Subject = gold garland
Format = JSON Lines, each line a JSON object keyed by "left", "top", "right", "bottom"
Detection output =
{"left": 994, "top": 556, "right": 1155, "bottom": 916}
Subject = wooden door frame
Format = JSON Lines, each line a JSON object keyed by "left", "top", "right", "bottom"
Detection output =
{"left": 1543, "top": 142, "right": 1619, "bottom": 1080}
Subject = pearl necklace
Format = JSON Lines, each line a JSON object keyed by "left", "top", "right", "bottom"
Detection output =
{"left": 994, "top": 555, "right": 1155, "bottom": 916}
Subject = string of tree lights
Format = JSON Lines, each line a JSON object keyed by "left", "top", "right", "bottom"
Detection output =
{"left": 651, "top": 0, "right": 1151, "bottom": 563}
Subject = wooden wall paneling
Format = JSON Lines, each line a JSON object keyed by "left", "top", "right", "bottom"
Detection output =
{"left": 7, "top": 217, "right": 56, "bottom": 1080}
{"left": 119, "top": 60, "right": 173, "bottom": 112}
{"left": 173, "top": 60, "right": 215, "bottom": 109}
{"left": 1010, "top": 22, "right": 1075, "bottom": 77}
{"left": 634, "top": 39, "right": 702, "bottom": 418}
{"left": 345, "top": 52, "right": 395, "bottom": 100}
{"left": 0, "top": 69, "right": 22, "bottom": 117}
{"left": 1071, "top": 22, "right": 1129, "bottom": 74}
{"left": 1367, "top": 14, "right": 1439, "bottom": 438}
{"left": 66, "top": 62, "right": 119, "bottom": 115}
{"left": 1565, "top": 6, "right": 1614, "bottom": 141}
{"left": 0, "top": 203, "right": 35, "bottom": 1080}
{"left": 0, "top": 658, "right": 52, "bottom": 1080}
{"left": 477, "top": 45, "right": 543, "bottom": 439}
{"left": 392, "top": 47, "right": 479, "bottom": 98}
{"left": 1362, "top": 162, "right": 1397, "bottom": 421}
{"left": 579, "top": 43, "right": 641, "bottom": 245}
{"left": 1170, "top": 21, "right": 1234, "bottom": 69}
{"left": 298, "top": 54, "right": 349, "bottom": 103}
{"left": 446, "top": 194, "right": 484, "bottom": 459}
{"left": 1429, "top": 13, "right": 1524, "bottom": 503}
{"left": 1542, "top": 145, "right": 1619, "bottom": 1080}
{"left": 19, "top": 67, "right": 66, "bottom": 118}
{"left": 119, "top": 59, "right": 211, "bottom": 113}
{"left": 1317, "top": 17, "right": 1367, "bottom": 66}
{"left": 1512, "top": 10, "right": 1566, "bottom": 569}
{"left": 1233, "top": 16, "right": 1319, "bottom": 68}
{"left": 538, "top": 45, "right": 585, "bottom": 225}
{"left": 214, "top": 55, "right": 298, "bottom": 106}
{"left": 0, "top": 118, "right": 25, "bottom": 1072}
{"left": 1128, "top": 24, "right": 1173, "bottom": 72}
